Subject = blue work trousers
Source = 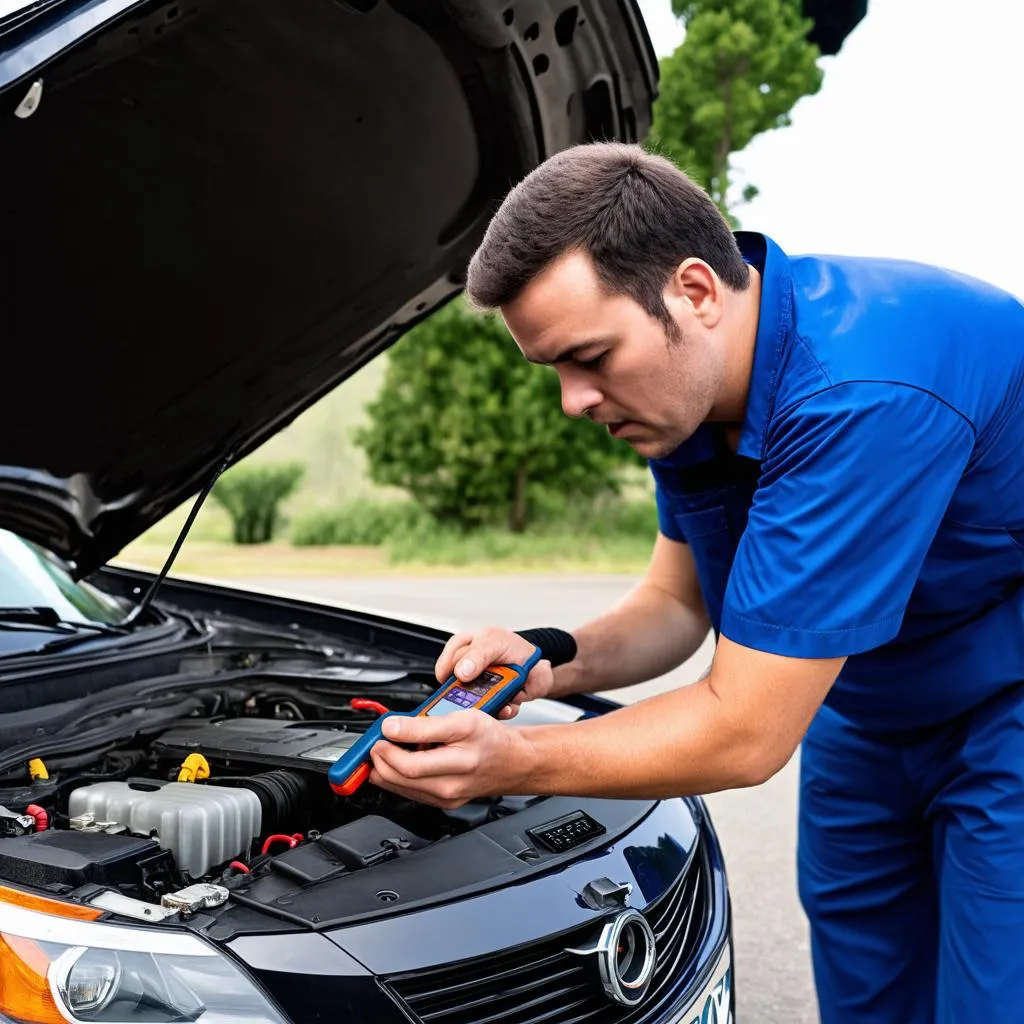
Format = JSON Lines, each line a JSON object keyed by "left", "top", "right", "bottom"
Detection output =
{"left": 798, "top": 682, "right": 1024, "bottom": 1022}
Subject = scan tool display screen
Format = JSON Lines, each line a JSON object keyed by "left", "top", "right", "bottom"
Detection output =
{"left": 426, "top": 670, "right": 503, "bottom": 716}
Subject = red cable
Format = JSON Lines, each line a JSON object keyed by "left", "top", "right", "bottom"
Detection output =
{"left": 351, "top": 698, "right": 390, "bottom": 716}
{"left": 260, "top": 833, "right": 305, "bottom": 855}
{"left": 228, "top": 861, "right": 250, "bottom": 874}
{"left": 25, "top": 804, "right": 48, "bottom": 831}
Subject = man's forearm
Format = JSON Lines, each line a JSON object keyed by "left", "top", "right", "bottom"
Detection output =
{"left": 507, "top": 638, "right": 843, "bottom": 800}
{"left": 514, "top": 675, "right": 771, "bottom": 799}
{"left": 550, "top": 580, "right": 709, "bottom": 697}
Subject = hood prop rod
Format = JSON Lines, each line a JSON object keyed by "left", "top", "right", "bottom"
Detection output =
{"left": 123, "top": 452, "right": 234, "bottom": 629}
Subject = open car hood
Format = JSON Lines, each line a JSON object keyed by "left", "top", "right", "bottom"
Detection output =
{"left": 0, "top": 0, "right": 658, "bottom": 576}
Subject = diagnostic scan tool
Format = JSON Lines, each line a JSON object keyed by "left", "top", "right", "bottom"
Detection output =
{"left": 328, "top": 645, "right": 541, "bottom": 797}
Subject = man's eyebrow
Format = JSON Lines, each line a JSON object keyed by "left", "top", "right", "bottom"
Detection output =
{"left": 525, "top": 340, "right": 606, "bottom": 365}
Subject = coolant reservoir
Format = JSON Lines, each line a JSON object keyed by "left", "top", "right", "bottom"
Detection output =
{"left": 68, "top": 781, "right": 261, "bottom": 877}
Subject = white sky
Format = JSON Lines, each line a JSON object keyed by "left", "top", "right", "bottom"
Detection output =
{"left": 635, "top": 0, "right": 1024, "bottom": 299}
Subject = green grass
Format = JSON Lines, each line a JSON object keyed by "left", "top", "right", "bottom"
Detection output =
{"left": 114, "top": 537, "right": 653, "bottom": 579}
{"left": 385, "top": 525, "right": 654, "bottom": 569}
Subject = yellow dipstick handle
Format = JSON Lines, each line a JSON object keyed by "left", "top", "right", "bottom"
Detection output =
{"left": 177, "top": 753, "right": 210, "bottom": 783}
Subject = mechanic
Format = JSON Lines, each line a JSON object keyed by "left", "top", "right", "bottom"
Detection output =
{"left": 366, "top": 142, "right": 1024, "bottom": 1023}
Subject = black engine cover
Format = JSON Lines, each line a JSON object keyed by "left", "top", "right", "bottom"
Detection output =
{"left": 153, "top": 719, "right": 360, "bottom": 774}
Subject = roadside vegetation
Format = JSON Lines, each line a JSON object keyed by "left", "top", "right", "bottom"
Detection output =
{"left": 121, "top": 486, "right": 659, "bottom": 578}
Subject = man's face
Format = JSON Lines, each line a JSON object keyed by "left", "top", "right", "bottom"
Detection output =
{"left": 501, "top": 250, "right": 723, "bottom": 460}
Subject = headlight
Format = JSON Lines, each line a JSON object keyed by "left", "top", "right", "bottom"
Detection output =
{"left": 0, "top": 888, "right": 286, "bottom": 1024}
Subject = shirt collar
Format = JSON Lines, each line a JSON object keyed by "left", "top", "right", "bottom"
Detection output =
{"left": 734, "top": 231, "right": 794, "bottom": 461}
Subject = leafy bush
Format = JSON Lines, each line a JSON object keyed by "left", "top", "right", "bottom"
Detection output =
{"left": 355, "top": 298, "right": 639, "bottom": 533}
{"left": 291, "top": 500, "right": 428, "bottom": 547}
{"left": 210, "top": 462, "right": 304, "bottom": 544}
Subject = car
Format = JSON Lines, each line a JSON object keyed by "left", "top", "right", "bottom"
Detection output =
{"left": 0, "top": 1, "right": 734, "bottom": 1022}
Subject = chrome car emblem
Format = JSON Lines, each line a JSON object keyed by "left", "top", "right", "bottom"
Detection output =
{"left": 566, "top": 908, "right": 657, "bottom": 1007}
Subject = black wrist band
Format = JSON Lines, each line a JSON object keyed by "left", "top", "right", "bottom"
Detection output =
{"left": 515, "top": 627, "right": 578, "bottom": 668}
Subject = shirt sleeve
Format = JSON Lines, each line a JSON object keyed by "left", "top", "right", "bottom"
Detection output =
{"left": 721, "top": 381, "right": 975, "bottom": 658}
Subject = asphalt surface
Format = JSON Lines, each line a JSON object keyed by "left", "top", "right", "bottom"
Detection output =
{"left": 247, "top": 573, "right": 817, "bottom": 1022}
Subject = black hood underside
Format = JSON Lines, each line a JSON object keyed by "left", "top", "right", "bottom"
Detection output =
{"left": 0, "top": 0, "right": 657, "bottom": 575}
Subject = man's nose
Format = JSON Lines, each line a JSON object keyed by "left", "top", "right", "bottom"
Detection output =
{"left": 558, "top": 369, "right": 602, "bottom": 419}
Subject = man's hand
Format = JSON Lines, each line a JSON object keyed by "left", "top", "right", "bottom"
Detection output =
{"left": 367, "top": 709, "right": 533, "bottom": 808}
{"left": 363, "top": 627, "right": 558, "bottom": 808}
{"left": 435, "top": 627, "right": 556, "bottom": 719}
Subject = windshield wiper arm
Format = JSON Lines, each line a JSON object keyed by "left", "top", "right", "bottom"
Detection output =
{"left": 1, "top": 606, "right": 69, "bottom": 627}
{"left": 0, "top": 607, "right": 126, "bottom": 636}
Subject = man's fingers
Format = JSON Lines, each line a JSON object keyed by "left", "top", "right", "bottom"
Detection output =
{"left": 518, "top": 661, "right": 554, "bottom": 701}
{"left": 380, "top": 709, "right": 476, "bottom": 746}
{"left": 370, "top": 736, "right": 479, "bottom": 780}
{"left": 435, "top": 632, "right": 474, "bottom": 682}
{"left": 500, "top": 664, "right": 552, "bottom": 715}
{"left": 366, "top": 761, "right": 420, "bottom": 800}
{"left": 367, "top": 760, "right": 452, "bottom": 806}
{"left": 449, "top": 629, "right": 537, "bottom": 683}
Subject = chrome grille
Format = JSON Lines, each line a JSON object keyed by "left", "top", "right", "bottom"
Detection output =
{"left": 385, "top": 844, "right": 710, "bottom": 1024}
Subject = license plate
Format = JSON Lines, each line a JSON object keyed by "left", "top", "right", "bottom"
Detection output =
{"left": 669, "top": 944, "right": 732, "bottom": 1024}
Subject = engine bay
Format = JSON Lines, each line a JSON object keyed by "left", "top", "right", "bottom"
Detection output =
{"left": 0, "top": 593, "right": 650, "bottom": 937}
{"left": 0, "top": 673, "right": 552, "bottom": 922}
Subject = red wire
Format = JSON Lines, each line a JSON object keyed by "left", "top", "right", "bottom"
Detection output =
{"left": 25, "top": 804, "right": 48, "bottom": 831}
{"left": 260, "top": 833, "right": 305, "bottom": 855}
{"left": 351, "top": 698, "right": 390, "bottom": 716}
{"left": 228, "top": 860, "right": 250, "bottom": 874}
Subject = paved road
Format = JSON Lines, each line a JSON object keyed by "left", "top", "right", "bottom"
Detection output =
{"left": 248, "top": 574, "right": 817, "bottom": 1022}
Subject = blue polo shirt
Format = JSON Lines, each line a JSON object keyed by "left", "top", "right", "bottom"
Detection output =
{"left": 650, "top": 232, "right": 1024, "bottom": 730}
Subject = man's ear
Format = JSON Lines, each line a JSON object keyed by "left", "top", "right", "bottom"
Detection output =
{"left": 664, "top": 258, "right": 724, "bottom": 329}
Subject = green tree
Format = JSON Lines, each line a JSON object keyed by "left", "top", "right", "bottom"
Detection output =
{"left": 211, "top": 462, "right": 304, "bottom": 544}
{"left": 355, "top": 300, "right": 632, "bottom": 533}
{"left": 647, "top": 0, "right": 823, "bottom": 219}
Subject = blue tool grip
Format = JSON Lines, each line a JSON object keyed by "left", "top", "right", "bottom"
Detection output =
{"left": 478, "top": 646, "right": 542, "bottom": 716}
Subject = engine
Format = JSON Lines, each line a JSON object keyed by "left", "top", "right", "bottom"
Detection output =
{"left": 0, "top": 691, "right": 539, "bottom": 915}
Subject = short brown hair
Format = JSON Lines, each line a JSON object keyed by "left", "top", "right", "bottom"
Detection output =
{"left": 466, "top": 142, "right": 749, "bottom": 335}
